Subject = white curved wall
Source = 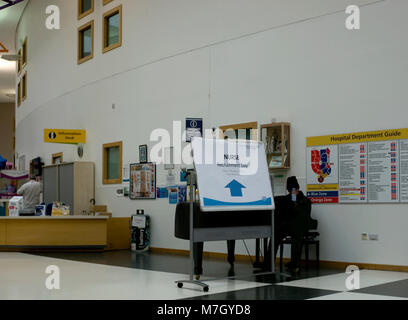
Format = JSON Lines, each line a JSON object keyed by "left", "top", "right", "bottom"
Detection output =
{"left": 15, "top": 0, "right": 408, "bottom": 265}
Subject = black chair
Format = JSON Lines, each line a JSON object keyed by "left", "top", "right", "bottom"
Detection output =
{"left": 279, "top": 218, "right": 320, "bottom": 272}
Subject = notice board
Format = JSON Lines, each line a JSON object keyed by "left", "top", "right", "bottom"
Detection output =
{"left": 306, "top": 128, "right": 408, "bottom": 204}
{"left": 191, "top": 138, "right": 275, "bottom": 212}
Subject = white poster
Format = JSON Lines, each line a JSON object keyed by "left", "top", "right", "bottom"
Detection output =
{"left": 399, "top": 139, "right": 408, "bottom": 202}
{"left": 367, "top": 141, "right": 399, "bottom": 203}
{"left": 192, "top": 138, "right": 274, "bottom": 212}
{"left": 339, "top": 143, "right": 367, "bottom": 203}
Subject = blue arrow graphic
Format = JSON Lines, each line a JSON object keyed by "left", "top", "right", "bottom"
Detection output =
{"left": 225, "top": 180, "right": 246, "bottom": 197}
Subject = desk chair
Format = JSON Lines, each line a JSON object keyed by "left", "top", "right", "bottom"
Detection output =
{"left": 279, "top": 218, "right": 320, "bottom": 272}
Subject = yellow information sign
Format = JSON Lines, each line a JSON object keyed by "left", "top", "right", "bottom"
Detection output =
{"left": 307, "top": 128, "right": 408, "bottom": 147}
{"left": 44, "top": 129, "right": 86, "bottom": 144}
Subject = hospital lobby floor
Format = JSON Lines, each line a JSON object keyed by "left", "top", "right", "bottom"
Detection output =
{"left": 0, "top": 250, "right": 407, "bottom": 300}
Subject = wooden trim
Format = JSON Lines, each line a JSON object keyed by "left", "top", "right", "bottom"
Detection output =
{"left": 219, "top": 121, "right": 258, "bottom": 141}
{"left": 22, "top": 72, "right": 27, "bottom": 102}
{"left": 102, "top": 4, "right": 122, "bottom": 54}
{"left": 52, "top": 152, "right": 64, "bottom": 165}
{"left": 78, "top": 0, "right": 94, "bottom": 20}
{"left": 150, "top": 247, "right": 408, "bottom": 272}
{"left": 103, "top": 0, "right": 114, "bottom": 5}
{"left": 102, "top": 141, "right": 123, "bottom": 185}
{"left": 77, "top": 20, "right": 94, "bottom": 65}
{"left": 22, "top": 37, "right": 27, "bottom": 69}
{"left": 150, "top": 247, "right": 254, "bottom": 263}
{"left": 260, "top": 122, "right": 291, "bottom": 129}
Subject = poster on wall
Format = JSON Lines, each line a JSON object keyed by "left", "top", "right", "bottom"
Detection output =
{"left": 306, "top": 145, "right": 339, "bottom": 203}
{"left": 399, "top": 139, "right": 408, "bottom": 202}
{"left": 307, "top": 128, "right": 408, "bottom": 204}
{"left": 129, "top": 163, "right": 156, "bottom": 200}
{"left": 186, "top": 118, "right": 203, "bottom": 143}
{"left": 338, "top": 143, "right": 367, "bottom": 203}
{"left": 367, "top": 140, "right": 399, "bottom": 203}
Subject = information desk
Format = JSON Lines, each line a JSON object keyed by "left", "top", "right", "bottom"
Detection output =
{"left": 0, "top": 216, "right": 108, "bottom": 249}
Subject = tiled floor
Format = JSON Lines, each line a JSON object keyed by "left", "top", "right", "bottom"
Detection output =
{"left": 1, "top": 250, "right": 407, "bottom": 300}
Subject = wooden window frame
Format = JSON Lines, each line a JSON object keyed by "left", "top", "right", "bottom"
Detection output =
{"left": 77, "top": 20, "right": 94, "bottom": 65}
{"left": 17, "top": 81, "right": 21, "bottom": 107}
{"left": 22, "top": 72, "right": 27, "bottom": 102}
{"left": 103, "top": 5, "right": 122, "bottom": 54}
{"left": 22, "top": 37, "right": 27, "bottom": 69}
{"left": 103, "top": 0, "right": 114, "bottom": 5}
{"left": 17, "top": 48, "right": 22, "bottom": 74}
{"left": 219, "top": 121, "right": 258, "bottom": 141}
{"left": 52, "top": 152, "right": 64, "bottom": 165}
{"left": 78, "top": 0, "right": 94, "bottom": 20}
{"left": 103, "top": 141, "right": 123, "bottom": 185}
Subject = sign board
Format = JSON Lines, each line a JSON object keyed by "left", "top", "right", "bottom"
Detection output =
{"left": 191, "top": 138, "right": 275, "bottom": 212}
{"left": 44, "top": 129, "right": 86, "bottom": 144}
{"left": 186, "top": 118, "right": 203, "bottom": 142}
{"left": 307, "top": 128, "right": 408, "bottom": 204}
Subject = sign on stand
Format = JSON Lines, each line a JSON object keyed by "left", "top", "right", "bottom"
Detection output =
{"left": 191, "top": 138, "right": 275, "bottom": 212}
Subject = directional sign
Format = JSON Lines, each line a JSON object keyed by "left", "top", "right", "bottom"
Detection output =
{"left": 192, "top": 138, "right": 275, "bottom": 212}
{"left": 225, "top": 180, "right": 246, "bottom": 197}
{"left": 44, "top": 129, "right": 86, "bottom": 144}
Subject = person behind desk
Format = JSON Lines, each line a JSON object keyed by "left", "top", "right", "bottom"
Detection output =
{"left": 17, "top": 175, "right": 41, "bottom": 214}
{"left": 266, "top": 176, "right": 311, "bottom": 273}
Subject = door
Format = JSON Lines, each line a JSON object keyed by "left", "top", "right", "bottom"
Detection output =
{"left": 43, "top": 166, "right": 58, "bottom": 204}
{"left": 58, "top": 163, "right": 74, "bottom": 215}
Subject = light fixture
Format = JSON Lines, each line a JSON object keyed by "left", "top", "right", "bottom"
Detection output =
{"left": 5, "top": 93, "right": 16, "bottom": 98}
{"left": 0, "top": 54, "right": 21, "bottom": 61}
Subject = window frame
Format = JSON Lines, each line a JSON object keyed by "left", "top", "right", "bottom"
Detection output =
{"left": 22, "top": 72, "right": 27, "bottom": 102}
{"left": 103, "top": 0, "right": 114, "bottom": 5}
{"left": 17, "top": 81, "right": 21, "bottom": 107}
{"left": 22, "top": 38, "right": 27, "bottom": 69}
{"left": 78, "top": 0, "right": 94, "bottom": 20}
{"left": 103, "top": 4, "right": 122, "bottom": 54}
{"left": 103, "top": 141, "right": 123, "bottom": 185}
{"left": 17, "top": 48, "right": 22, "bottom": 74}
{"left": 77, "top": 20, "right": 94, "bottom": 65}
{"left": 52, "top": 152, "right": 64, "bottom": 165}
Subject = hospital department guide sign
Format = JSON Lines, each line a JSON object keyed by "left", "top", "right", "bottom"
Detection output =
{"left": 192, "top": 138, "right": 275, "bottom": 212}
{"left": 306, "top": 128, "right": 408, "bottom": 204}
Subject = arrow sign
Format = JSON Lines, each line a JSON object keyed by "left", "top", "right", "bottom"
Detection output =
{"left": 225, "top": 180, "right": 246, "bottom": 197}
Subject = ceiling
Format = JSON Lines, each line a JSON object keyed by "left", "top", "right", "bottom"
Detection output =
{"left": 0, "top": 0, "right": 28, "bottom": 103}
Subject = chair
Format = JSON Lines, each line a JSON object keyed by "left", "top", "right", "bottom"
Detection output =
{"left": 279, "top": 218, "right": 320, "bottom": 272}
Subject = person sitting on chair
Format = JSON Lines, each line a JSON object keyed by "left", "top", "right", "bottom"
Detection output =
{"left": 265, "top": 176, "right": 311, "bottom": 273}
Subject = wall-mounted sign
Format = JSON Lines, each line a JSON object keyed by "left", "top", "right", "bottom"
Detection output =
{"left": 44, "top": 129, "right": 86, "bottom": 144}
{"left": 307, "top": 128, "right": 408, "bottom": 204}
{"left": 186, "top": 118, "right": 203, "bottom": 142}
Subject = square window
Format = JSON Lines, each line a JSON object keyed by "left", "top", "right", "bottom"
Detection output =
{"left": 103, "top": 141, "right": 122, "bottom": 184}
{"left": 22, "top": 38, "right": 27, "bottom": 68}
{"left": 78, "top": 0, "right": 94, "bottom": 20}
{"left": 78, "top": 21, "right": 94, "bottom": 64}
{"left": 18, "top": 49, "right": 22, "bottom": 74}
{"left": 17, "top": 81, "right": 21, "bottom": 107}
{"left": 22, "top": 73, "right": 27, "bottom": 101}
{"left": 103, "top": 5, "right": 122, "bottom": 53}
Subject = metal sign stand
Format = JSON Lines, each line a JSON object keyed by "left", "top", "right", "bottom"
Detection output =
{"left": 175, "top": 170, "right": 286, "bottom": 292}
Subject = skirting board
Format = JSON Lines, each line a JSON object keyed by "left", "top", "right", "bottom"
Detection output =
{"left": 150, "top": 247, "right": 408, "bottom": 273}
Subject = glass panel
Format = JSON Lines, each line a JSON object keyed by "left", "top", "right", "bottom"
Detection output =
{"left": 81, "top": 0, "right": 92, "bottom": 13}
{"left": 81, "top": 27, "right": 92, "bottom": 58}
{"left": 107, "top": 146, "right": 120, "bottom": 180}
{"left": 106, "top": 13, "right": 119, "bottom": 47}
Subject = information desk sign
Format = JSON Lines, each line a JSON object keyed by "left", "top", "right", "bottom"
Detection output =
{"left": 191, "top": 138, "right": 275, "bottom": 212}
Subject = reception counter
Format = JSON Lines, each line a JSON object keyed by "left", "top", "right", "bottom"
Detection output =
{"left": 0, "top": 216, "right": 108, "bottom": 249}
